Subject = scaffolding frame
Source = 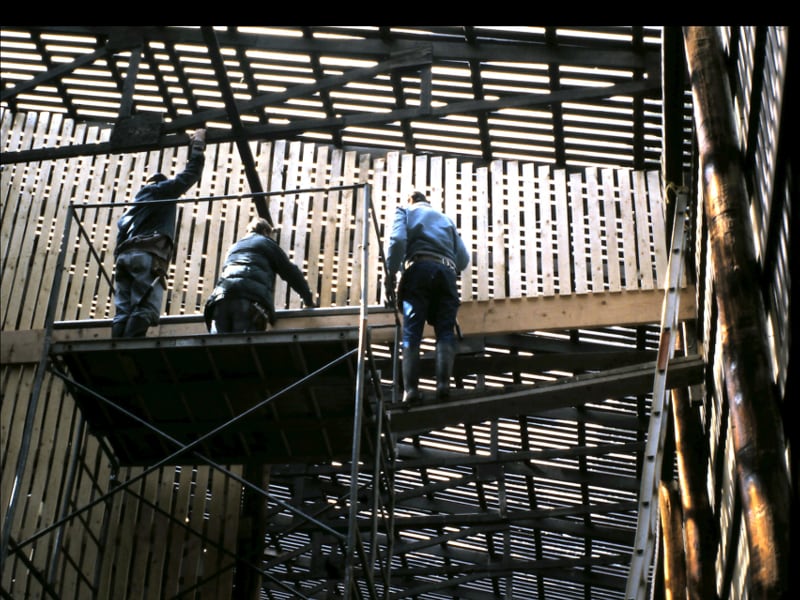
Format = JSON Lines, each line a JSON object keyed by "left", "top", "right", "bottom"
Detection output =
{"left": 2, "top": 182, "right": 400, "bottom": 599}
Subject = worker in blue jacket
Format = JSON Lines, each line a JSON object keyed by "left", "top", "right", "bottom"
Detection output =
{"left": 204, "top": 217, "right": 317, "bottom": 333}
{"left": 385, "top": 191, "right": 471, "bottom": 402}
{"left": 112, "top": 127, "right": 206, "bottom": 338}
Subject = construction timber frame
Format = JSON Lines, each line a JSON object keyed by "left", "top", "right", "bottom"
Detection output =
{"left": 1, "top": 122, "right": 705, "bottom": 599}
{"left": 1, "top": 25, "right": 795, "bottom": 600}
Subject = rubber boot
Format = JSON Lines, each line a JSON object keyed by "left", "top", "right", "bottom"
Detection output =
{"left": 123, "top": 314, "right": 151, "bottom": 338}
{"left": 435, "top": 340, "right": 456, "bottom": 401}
{"left": 111, "top": 319, "right": 127, "bottom": 338}
{"left": 402, "top": 346, "right": 422, "bottom": 403}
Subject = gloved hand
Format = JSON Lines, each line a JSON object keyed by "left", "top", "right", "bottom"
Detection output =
{"left": 192, "top": 128, "right": 206, "bottom": 143}
{"left": 383, "top": 272, "right": 397, "bottom": 309}
{"left": 190, "top": 128, "right": 206, "bottom": 152}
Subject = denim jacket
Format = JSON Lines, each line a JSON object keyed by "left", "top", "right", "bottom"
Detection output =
{"left": 385, "top": 201, "right": 470, "bottom": 276}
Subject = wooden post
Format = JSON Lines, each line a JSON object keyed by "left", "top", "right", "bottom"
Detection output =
{"left": 671, "top": 383, "right": 718, "bottom": 599}
{"left": 233, "top": 463, "right": 270, "bottom": 600}
{"left": 658, "top": 480, "right": 686, "bottom": 600}
{"left": 683, "top": 26, "right": 791, "bottom": 599}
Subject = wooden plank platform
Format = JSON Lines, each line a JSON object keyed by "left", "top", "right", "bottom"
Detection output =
{"left": 49, "top": 327, "right": 366, "bottom": 466}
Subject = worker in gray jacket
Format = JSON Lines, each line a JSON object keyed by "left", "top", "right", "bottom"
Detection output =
{"left": 385, "top": 191, "right": 470, "bottom": 402}
{"left": 112, "top": 127, "right": 206, "bottom": 338}
{"left": 204, "top": 217, "right": 317, "bottom": 333}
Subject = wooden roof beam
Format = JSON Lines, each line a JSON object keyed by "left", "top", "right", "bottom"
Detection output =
{"left": 0, "top": 76, "right": 659, "bottom": 165}
{"left": 200, "top": 26, "right": 268, "bottom": 220}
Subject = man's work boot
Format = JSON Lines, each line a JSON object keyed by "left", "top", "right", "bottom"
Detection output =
{"left": 111, "top": 319, "right": 128, "bottom": 338}
{"left": 435, "top": 340, "right": 456, "bottom": 401}
{"left": 402, "top": 346, "right": 422, "bottom": 403}
{"left": 123, "top": 314, "right": 151, "bottom": 338}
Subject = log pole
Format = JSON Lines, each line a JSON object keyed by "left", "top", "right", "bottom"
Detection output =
{"left": 683, "top": 26, "right": 791, "bottom": 599}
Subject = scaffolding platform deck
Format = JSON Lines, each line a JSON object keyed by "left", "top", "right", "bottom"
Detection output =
{"left": 49, "top": 327, "right": 367, "bottom": 466}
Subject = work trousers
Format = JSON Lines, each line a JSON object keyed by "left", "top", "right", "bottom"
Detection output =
{"left": 112, "top": 250, "right": 164, "bottom": 335}
{"left": 209, "top": 296, "right": 269, "bottom": 333}
{"left": 399, "top": 260, "right": 460, "bottom": 350}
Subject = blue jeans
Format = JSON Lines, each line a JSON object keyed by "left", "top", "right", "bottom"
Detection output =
{"left": 113, "top": 250, "right": 164, "bottom": 335}
{"left": 399, "top": 260, "right": 460, "bottom": 349}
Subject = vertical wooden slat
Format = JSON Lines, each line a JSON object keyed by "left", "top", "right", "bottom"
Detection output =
{"left": 128, "top": 470, "right": 161, "bottom": 600}
{"left": 184, "top": 143, "right": 212, "bottom": 315}
{"left": 454, "top": 160, "right": 475, "bottom": 301}
{"left": 62, "top": 126, "right": 104, "bottom": 321}
{"left": 505, "top": 161, "right": 522, "bottom": 298}
{"left": 319, "top": 148, "right": 342, "bottom": 306}
{"left": 647, "top": 170, "right": 669, "bottom": 287}
{"left": 382, "top": 151, "right": 400, "bottom": 222}
{"left": 336, "top": 151, "right": 357, "bottom": 306}
{"left": 0, "top": 112, "right": 24, "bottom": 243}
{"left": 74, "top": 151, "right": 108, "bottom": 320}
{"left": 414, "top": 154, "right": 428, "bottom": 197}
{"left": 601, "top": 168, "right": 622, "bottom": 292}
{"left": 367, "top": 155, "right": 386, "bottom": 304}
{"left": 633, "top": 169, "right": 656, "bottom": 290}
{"left": 213, "top": 465, "right": 241, "bottom": 598}
{"left": 0, "top": 366, "right": 32, "bottom": 492}
{"left": 268, "top": 139, "right": 287, "bottom": 199}
{"left": 617, "top": 169, "right": 640, "bottom": 289}
{"left": 307, "top": 145, "right": 329, "bottom": 306}
{"left": 174, "top": 142, "right": 207, "bottom": 315}
{"left": 553, "top": 169, "right": 572, "bottom": 295}
{"left": 538, "top": 165, "right": 555, "bottom": 297}
{"left": 10, "top": 384, "right": 59, "bottom": 585}
{"left": 585, "top": 166, "right": 605, "bottom": 292}
{"left": 474, "top": 166, "right": 491, "bottom": 301}
{"left": 95, "top": 467, "right": 139, "bottom": 598}
{"left": 158, "top": 145, "right": 192, "bottom": 316}
{"left": 198, "top": 142, "right": 231, "bottom": 318}
{"left": 3, "top": 115, "right": 66, "bottom": 328}
{"left": 354, "top": 151, "right": 372, "bottom": 303}
{"left": 68, "top": 413, "right": 110, "bottom": 598}
{"left": 32, "top": 121, "right": 83, "bottom": 328}
{"left": 348, "top": 152, "right": 371, "bottom": 305}
{"left": 290, "top": 142, "right": 314, "bottom": 307}
{"left": 0, "top": 107, "right": 15, "bottom": 152}
{"left": 381, "top": 151, "right": 401, "bottom": 289}
{"left": 0, "top": 113, "right": 47, "bottom": 288}
{"left": 429, "top": 155, "right": 444, "bottom": 211}
{"left": 180, "top": 466, "right": 210, "bottom": 595}
{"left": 161, "top": 465, "right": 195, "bottom": 596}
{"left": 521, "top": 163, "right": 539, "bottom": 297}
{"left": 274, "top": 141, "right": 302, "bottom": 308}
{"left": 400, "top": 152, "right": 415, "bottom": 199}
{"left": 81, "top": 152, "right": 118, "bottom": 320}
{"left": 45, "top": 386, "right": 87, "bottom": 585}
{"left": 143, "top": 467, "right": 174, "bottom": 598}
{"left": 490, "top": 160, "right": 507, "bottom": 299}
{"left": 0, "top": 157, "right": 26, "bottom": 277}
{"left": 570, "top": 171, "right": 588, "bottom": 294}
{"left": 96, "top": 152, "right": 134, "bottom": 320}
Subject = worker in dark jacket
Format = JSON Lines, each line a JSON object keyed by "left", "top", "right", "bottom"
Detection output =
{"left": 385, "top": 191, "right": 470, "bottom": 402}
{"left": 204, "top": 217, "right": 317, "bottom": 333}
{"left": 112, "top": 127, "right": 206, "bottom": 338}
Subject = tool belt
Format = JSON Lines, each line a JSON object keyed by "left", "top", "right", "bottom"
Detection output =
{"left": 406, "top": 253, "right": 457, "bottom": 272}
{"left": 116, "top": 232, "right": 173, "bottom": 262}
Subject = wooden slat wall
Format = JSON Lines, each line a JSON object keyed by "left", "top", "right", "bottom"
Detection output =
{"left": 1, "top": 107, "right": 671, "bottom": 599}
